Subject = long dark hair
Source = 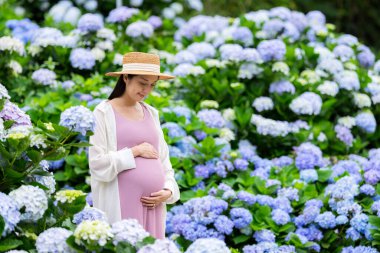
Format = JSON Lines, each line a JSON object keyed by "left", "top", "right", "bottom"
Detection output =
{"left": 108, "top": 74, "right": 137, "bottom": 100}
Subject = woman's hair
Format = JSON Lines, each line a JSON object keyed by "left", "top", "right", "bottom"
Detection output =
{"left": 108, "top": 74, "right": 137, "bottom": 100}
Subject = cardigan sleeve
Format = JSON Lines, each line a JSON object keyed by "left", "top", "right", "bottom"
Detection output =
{"left": 88, "top": 109, "right": 136, "bottom": 183}
{"left": 153, "top": 110, "right": 180, "bottom": 205}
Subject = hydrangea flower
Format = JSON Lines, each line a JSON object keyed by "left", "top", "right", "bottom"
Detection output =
{"left": 70, "top": 48, "right": 96, "bottom": 70}
{"left": 77, "top": 13, "right": 103, "bottom": 33}
{"left": 31, "top": 68, "right": 56, "bottom": 86}
{"left": 257, "top": 39, "right": 286, "bottom": 62}
{"left": 138, "top": 238, "right": 180, "bottom": 253}
{"left": 335, "top": 125, "right": 354, "bottom": 146}
{"left": 315, "top": 212, "right": 336, "bottom": 229}
{"left": 355, "top": 112, "right": 376, "bottom": 133}
{"left": 0, "top": 192, "right": 20, "bottom": 236}
{"left": 55, "top": 189, "right": 86, "bottom": 204}
{"left": 0, "top": 36, "right": 25, "bottom": 55}
{"left": 294, "top": 142, "right": 324, "bottom": 170}
{"left": 162, "top": 122, "right": 187, "bottom": 138}
{"left": 289, "top": 92, "right": 322, "bottom": 115}
{"left": 73, "top": 207, "right": 107, "bottom": 224}
{"left": 335, "top": 70, "right": 360, "bottom": 91}
{"left": 74, "top": 220, "right": 113, "bottom": 247}
{"left": 173, "top": 63, "right": 205, "bottom": 77}
{"left": 9, "top": 185, "right": 48, "bottom": 221}
{"left": 252, "top": 97, "right": 274, "bottom": 112}
{"left": 59, "top": 105, "right": 95, "bottom": 135}
{"left": 126, "top": 21, "right": 154, "bottom": 38}
{"left": 269, "top": 80, "right": 295, "bottom": 94}
{"left": 197, "top": 109, "right": 225, "bottom": 129}
{"left": 271, "top": 209, "right": 290, "bottom": 225}
{"left": 187, "top": 42, "right": 216, "bottom": 61}
{"left": 36, "top": 227, "right": 74, "bottom": 253}
{"left": 106, "top": 6, "right": 139, "bottom": 23}
{"left": 111, "top": 219, "right": 150, "bottom": 246}
{"left": 0, "top": 101, "right": 32, "bottom": 127}
{"left": 185, "top": 238, "right": 230, "bottom": 253}
{"left": 317, "top": 81, "right": 339, "bottom": 96}
{"left": 230, "top": 208, "right": 252, "bottom": 229}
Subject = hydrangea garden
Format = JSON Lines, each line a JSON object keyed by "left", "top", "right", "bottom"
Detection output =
{"left": 1, "top": 0, "right": 380, "bottom": 252}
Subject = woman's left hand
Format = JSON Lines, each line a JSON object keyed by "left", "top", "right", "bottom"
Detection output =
{"left": 140, "top": 189, "right": 172, "bottom": 209}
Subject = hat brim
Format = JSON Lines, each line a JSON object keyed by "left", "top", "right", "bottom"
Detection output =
{"left": 105, "top": 70, "right": 175, "bottom": 80}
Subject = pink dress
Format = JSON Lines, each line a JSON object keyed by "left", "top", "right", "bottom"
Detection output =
{"left": 112, "top": 102, "right": 166, "bottom": 239}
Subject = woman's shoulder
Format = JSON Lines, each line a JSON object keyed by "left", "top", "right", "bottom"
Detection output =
{"left": 141, "top": 101, "right": 159, "bottom": 115}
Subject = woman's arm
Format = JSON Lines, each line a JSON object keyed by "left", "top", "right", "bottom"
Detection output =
{"left": 88, "top": 109, "right": 136, "bottom": 183}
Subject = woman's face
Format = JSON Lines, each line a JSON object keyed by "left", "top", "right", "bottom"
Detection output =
{"left": 123, "top": 74, "right": 158, "bottom": 101}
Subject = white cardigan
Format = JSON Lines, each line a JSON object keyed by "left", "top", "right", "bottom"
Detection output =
{"left": 88, "top": 99, "right": 180, "bottom": 225}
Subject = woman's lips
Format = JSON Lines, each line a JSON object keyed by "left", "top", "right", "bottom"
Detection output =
{"left": 138, "top": 93, "right": 144, "bottom": 98}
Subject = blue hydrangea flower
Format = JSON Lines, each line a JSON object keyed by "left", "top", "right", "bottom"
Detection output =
{"left": 257, "top": 39, "right": 286, "bottom": 62}
{"left": 335, "top": 70, "right": 360, "bottom": 91}
{"left": 126, "top": 21, "right": 154, "bottom": 38}
{"left": 350, "top": 213, "right": 368, "bottom": 233}
{"left": 294, "top": 142, "right": 324, "bottom": 170}
{"left": 359, "top": 184, "right": 375, "bottom": 196}
{"left": 197, "top": 109, "right": 225, "bottom": 129}
{"left": 162, "top": 122, "right": 186, "bottom": 138}
{"left": 59, "top": 105, "right": 95, "bottom": 135}
{"left": 187, "top": 42, "right": 216, "bottom": 61}
{"left": 341, "top": 246, "right": 379, "bottom": 253}
{"left": 138, "top": 238, "right": 180, "bottom": 253}
{"left": 333, "top": 45, "right": 355, "bottom": 62}
{"left": 334, "top": 125, "right": 354, "bottom": 146}
{"left": 147, "top": 15, "right": 162, "bottom": 29}
{"left": 294, "top": 205, "right": 320, "bottom": 227}
{"left": 277, "top": 187, "right": 299, "bottom": 201}
{"left": 315, "top": 212, "right": 336, "bottom": 229}
{"left": 237, "top": 191, "right": 256, "bottom": 205}
{"left": 262, "top": 19, "right": 284, "bottom": 38}
{"left": 106, "top": 6, "right": 139, "bottom": 23}
{"left": 214, "top": 215, "right": 234, "bottom": 235}
{"left": 77, "top": 14, "right": 103, "bottom": 33}
{"left": 230, "top": 208, "right": 252, "bottom": 229}
{"left": 289, "top": 92, "right": 322, "bottom": 115}
{"left": 219, "top": 44, "right": 245, "bottom": 61}
{"left": 6, "top": 18, "right": 39, "bottom": 43}
{"left": 73, "top": 207, "right": 107, "bottom": 224}
{"left": 176, "top": 136, "right": 197, "bottom": 156}
{"left": 272, "top": 156, "right": 293, "bottom": 167}
{"left": 254, "top": 229, "right": 275, "bottom": 243}
{"left": 174, "top": 51, "right": 197, "bottom": 64}
{"left": 296, "top": 225, "right": 323, "bottom": 241}
{"left": 355, "top": 112, "right": 376, "bottom": 133}
{"left": 337, "top": 34, "right": 358, "bottom": 46}
{"left": 112, "top": 219, "right": 150, "bottom": 246}
{"left": 336, "top": 215, "right": 348, "bottom": 225}
{"left": 0, "top": 192, "right": 20, "bottom": 236}
{"left": 345, "top": 227, "right": 361, "bottom": 241}
{"left": 36, "top": 227, "right": 74, "bottom": 253}
{"left": 271, "top": 209, "right": 290, "bottom": 225}
{"left": 31, "top": 68, "right": 56, "bottom": 86}
{"left": 233, "top": 158, "right": 249, "bottom": 171}
{"left": 300, "top": 169, "right": 318, "bottom": 183}
{"left": 70, "top": 48, "right": 96, "bottom": 70}
{"left": 371, "top": 200, "right": 380, "bottom": 216}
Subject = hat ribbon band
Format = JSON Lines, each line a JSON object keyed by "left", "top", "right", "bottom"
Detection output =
{"left": 122, "top": 63, "right": 160, "bottom": 73}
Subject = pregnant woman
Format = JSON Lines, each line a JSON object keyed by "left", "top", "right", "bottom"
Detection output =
{"left": 88, "top": 52, "right": 180, "bottom": 239}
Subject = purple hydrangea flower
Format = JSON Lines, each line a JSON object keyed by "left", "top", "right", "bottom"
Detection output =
{"left": 147, "top": 15, "right": 162, "bottom": 29}
{"left": 254, "top": 229, "right": 275, "bottom": 243}
{"left": 294, "top": 142, "right": 324, "bottom": 170}
{"left": 335, "top": 124, "right": 354, "bottom": 146}
{"left": 271, "top": 209, "right": 290, "bottom": 225}
{"left": 73, "top": 207, "right": 107, "bottom": 224}
{"left": 355, "top": 112, "right": 376, "bottom": 133}
{"left": 187, "top": 42, "right": 216, "bottom": 61}
{"left": 197, "top": 109, "right": 225, "bottom": 129}
{"left": 233, "top": 158, "right": 249, "bottom": 171}
{"left": 214, "top": 215, "right": 234, "bottom": 235}
{"left": 269, "top": 80, "right": 295, "bottom": 94}
{"left": 0, "top": 100, "right": 32, "bottom": 127}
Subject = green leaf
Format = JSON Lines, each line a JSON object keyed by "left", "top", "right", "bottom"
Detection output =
{"left": 116, "top": 242, "right": 136, "bottom": 253}
{"left": 0, "top": 238, "right": 23, "bottom": 251}
{"left": 180, "top": 190, "right": 197, "bottom": 202}
{"left": 0, "top": 215, "right": 4, "bottom": 236}
{"left": 369, "top": 215, "right": 380, "bottom": 228}
{"left": 232, "top": 234, "right": 250, "bottom": 244}
{"left": 317, "top": 168, "right": 332, "bottom": 182}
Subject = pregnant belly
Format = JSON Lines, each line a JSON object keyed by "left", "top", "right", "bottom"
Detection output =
{"left": 118, "top": 157, "right": 165, "bottom": 196}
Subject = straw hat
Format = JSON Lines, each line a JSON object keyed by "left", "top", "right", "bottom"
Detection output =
{"left": 105, "top": 52, "right": 175, "bottom": 80}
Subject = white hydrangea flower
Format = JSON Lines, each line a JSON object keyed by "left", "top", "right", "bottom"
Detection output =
{"left": 353, "top": 93, "right": 371, "bottom": 108}
{"left": 6, "top": 125, "right": 32, "bottom": 139}
{"left": 30, "top": 133, "right": 47, "bottom": 148}
{"left": 300, "top": 69, "right": 321, "bottom": 84}
{"left": 222, "top": 108, "right": 236, "bottom": 121}
{"left": 36, "top": 227, "right": 75, "bottom": 253}
{"left": 113, "top": 53, "right": 123, "bottom": 65}
{"left": 185, "top": 238, "right": 230, "bottom": 253}
{"left": 91, "top": 47, "right": 105, "bottom": 61}
{"left": 0, "top": 118, "right": 5, "bottom": 141}
{"left": 200, "top": 100, "right": 219, "bottom": 109}
{"left": 189, "top": 65, "right": 205, "bottom": 76}
{"left": 96, "top": 28, "right": 116, "bottom": 41}
{"left": 372, "top": 93, "right": 380, "bottom": 104}
{"left": 338, "top": 116, "right": 356, "bottom": 129}
{"left": 9, "top": 185, "right": 48, "bottom": 221}
{"left": 205, "top": 59, "right": 228, "bottom": 68}
{"left": 272, "top": 62, "right": 289, "bottom": 75}
{"left": 0, "top": 82, "right": 10, "bottom": 99}
{"left": 317, "top": 132, "right": 327, "bottom": 142}
{"left": 111, "top": 219, "right": 149, "bottom": 246}
{"left": 317, "top": 81, "right": 339, "bottom": 96}
{"left": 220, "top": 128, "right": 235, "bottom": 142}
{"left": 238, "top": 62, "right": 263, "bottom": 79}
{"left": 252, "top": 96, "right": 274, "bottom": 112}
{"left": 0, "top": 36, "right": 25, "bottom": 55}
{"left": 8, "top": 60, "right": 22, "bottom": 75}
{"left": 74, "top": 220, "right": 113, "bottom": 247}
{"left": 344, "top": 62, "right": 357, "bottom": 71}
{"left": 138, "top": 238, "right": 180, "bottom": 253}
{"left": 28, "top": 45, "right": 42, "bottom": 56}
{"left": 96, "top": 40, "right": 113, "bottom": 51}
{"left": 34, "top": 173, "right": 56, "bottom": 195}
{"left": 55, "top": 189, "right": 86, "bottom": 203}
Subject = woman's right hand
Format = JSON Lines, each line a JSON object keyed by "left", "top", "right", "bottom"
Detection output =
{"left": 131, "top": 142, "right": 159, "bottom": 159}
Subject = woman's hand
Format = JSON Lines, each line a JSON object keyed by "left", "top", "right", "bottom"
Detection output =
{"left": 140, "top": 189, "right": 172, "bottom": 209}
{"left": 131, "top": 142, "right": 158, "bottom": 159}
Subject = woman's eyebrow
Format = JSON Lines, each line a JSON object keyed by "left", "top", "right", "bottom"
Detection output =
{"left": 140, "top": 77, "right": 157, "bottom": 84}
